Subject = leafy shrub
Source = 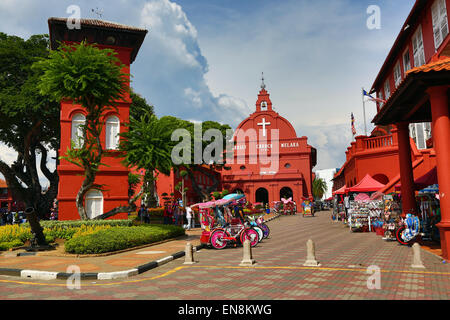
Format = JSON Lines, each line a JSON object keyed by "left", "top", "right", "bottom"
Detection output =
{"left": 0, "top": 225, "right": 32, "bottom": 243}
{"left": 0, "top": 240, "right": 24, "bottom": 251}
{"left": 24, "top": 219, "right": 132, "bottom": 230}
{"left": 64, "top": 225, "right": 185, "bottom": 254}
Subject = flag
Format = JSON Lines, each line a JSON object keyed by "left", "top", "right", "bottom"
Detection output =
{"left": 351, "top": 113, "right": 356, "bottom": 136}
{"left": 363, "top": 89, "right": 386, "bottom": 104}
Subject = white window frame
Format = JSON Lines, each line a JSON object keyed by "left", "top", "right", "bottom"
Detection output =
{"left": 71, "top": 113, "right": 86, "bottom": 149}
{"left": 85, "top": 189, "right": 104, "bottom": 219}
{"left": 432, "top": 0, "right": 449, "bottom": 50}
{"left": 394, "top": 62, "right": 402, "bottom": 87}
{"left": 377, "top": 91, "right": 384, "bottom": 109}
{"left": 384, "top": 80, "right": 391, "bottom": 100}
{"left": 105, "top": 115, "right": 120, "bottom": 150}
{"left": 412, "top": 26, "right": 426, "bottom": 67}
{"left": 403, "top": 49, "right": 411, "bottom": 73}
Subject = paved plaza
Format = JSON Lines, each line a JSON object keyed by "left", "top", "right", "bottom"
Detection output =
{"left": 0, "top": 211, "right": 449, "bottom": 300}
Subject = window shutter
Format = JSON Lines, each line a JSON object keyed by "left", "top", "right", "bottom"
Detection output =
{"left": 106, "top": 122, "right": 111, "bottom": 150}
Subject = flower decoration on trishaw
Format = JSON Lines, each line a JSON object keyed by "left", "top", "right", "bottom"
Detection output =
{"left": 192, "top": 194, "right": 270, "bottom": 250}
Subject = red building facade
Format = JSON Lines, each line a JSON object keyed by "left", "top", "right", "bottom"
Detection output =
{"left": 222, "top": 82, "right": 317, "bottom": 209}
{"left": 371, "top": 0, "right": 450, "bottom": 258}
{"left": 48, "top": 18, "right": 147, "bottom": 220}
{"left": 335, "top": 0, "right": 450, "bottom": 258}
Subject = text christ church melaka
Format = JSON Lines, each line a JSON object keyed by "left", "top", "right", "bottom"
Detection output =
{"left": 222, "top": 78, "right": 317, "bottom": 210}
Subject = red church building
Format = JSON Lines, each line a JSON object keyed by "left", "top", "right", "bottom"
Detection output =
{"left": 48, "top": 18, "right": 148, "bottom": 220}
{"left": 222, "top": 79, "right": 317, "bottom": 209}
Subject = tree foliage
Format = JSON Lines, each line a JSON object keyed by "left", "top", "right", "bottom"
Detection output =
{"left": 312, "top": 177, "right": 328, "bottom": 200}
{"left": 35, "top": 41, "right": 129, "bottom": 220}
{"left": 0, "top": 32, "right": 61, "bottom": 245}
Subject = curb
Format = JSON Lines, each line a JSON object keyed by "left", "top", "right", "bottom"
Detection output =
{"left": 0, "top": 244, "right": 206, "bottom": 281}
{"left": 0, "top": 214, "right": 279, "bottom": 281}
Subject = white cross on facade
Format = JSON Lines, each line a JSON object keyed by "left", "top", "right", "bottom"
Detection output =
{"left": 257, "top": 118, "right": 271, "bottom": 137}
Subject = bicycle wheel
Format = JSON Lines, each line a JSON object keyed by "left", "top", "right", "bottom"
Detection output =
{"left": 210, "top": 229, "right": 228, "bottom": 250}
{"left": 253, "top": 226, "right": 264, "bottom": 242}
{"left": 260, "top": 223, "right": 270, "bottom": 239}
{"left": 240, "top": 228, "right": 259, "bottom": 247}
{"left": 395, "top": 226, "right": 415, "bottom": 246}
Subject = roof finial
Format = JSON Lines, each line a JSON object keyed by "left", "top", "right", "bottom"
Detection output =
{"left": 261, "top": 72, "right": 266, "bottom": 90}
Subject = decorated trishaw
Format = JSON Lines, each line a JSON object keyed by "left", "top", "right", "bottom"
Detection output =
{"left": 194, "top": 194, "right": 261, "bottom": 250}
{"left": 302, "top": 198, "right": 314, "bottom": 217}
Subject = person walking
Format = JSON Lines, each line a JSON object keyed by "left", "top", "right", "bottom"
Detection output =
{"left": 185, "top": 205, "right": 194, "bottom": 230}
{"left": 138, "top": 204, "right": 146, "bottom": 223}
{"left": 144, "top": 206, "right": 150, "bottom": 224}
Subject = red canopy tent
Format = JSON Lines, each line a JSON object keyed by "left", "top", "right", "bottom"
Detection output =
{"left": 348, "top": 174, "right": 386, "bottom": 193}
{"left": 395, "top": 167, "right": 438, "bottom": 191}
{"left": 333, "top": 185, "right": 347, "bottom": 195}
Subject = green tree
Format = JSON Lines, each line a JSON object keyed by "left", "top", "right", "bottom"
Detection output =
{"left": 118, "top": 112, "right": 178, "bottom": 211}
{"left": 0, "top": 33, "right": 61, "bottom": 245}
{"left": 35, "top": 41, "right": 129, "bottom": 220}
{"left": 312, "top": 177, "right": 328, "bottom": 201}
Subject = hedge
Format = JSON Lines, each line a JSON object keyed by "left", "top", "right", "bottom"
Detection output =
{"left": 23, "top": 219, "right": 133, "bottom": 230}
{"left": 64, "top": 225, "right": 185, "bottom": 254}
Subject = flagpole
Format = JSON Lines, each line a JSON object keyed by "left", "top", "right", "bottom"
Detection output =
{"left": 362, "top": 87, "right": 367, "bottom": 136}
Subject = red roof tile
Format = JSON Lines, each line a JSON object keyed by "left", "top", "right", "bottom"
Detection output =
{"left": 48, "top": 17, "right": 147, "bottom": 33}
{"left": 406, "top": 56, "right": 450, "bottom": 74}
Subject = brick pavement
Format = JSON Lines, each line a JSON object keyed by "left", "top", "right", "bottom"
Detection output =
{"left": 0, "top": 211, "right": 449, "bottom": 300}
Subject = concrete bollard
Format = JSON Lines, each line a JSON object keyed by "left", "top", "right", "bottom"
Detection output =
{"left": 303, "top": 239, "right": 321, "bottom": 267}
{"left": 411, "top": 243, "right": 425, "bottom": 269}
{"left": 239, "top": 240, "right": 256, "bottom": 266}
{"left": 183, "top": 242, "right": 197, "bottom": 265}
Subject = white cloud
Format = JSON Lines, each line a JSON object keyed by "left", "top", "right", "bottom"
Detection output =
{"left": 133, "top": 0, "right": 251, "bottom": 126}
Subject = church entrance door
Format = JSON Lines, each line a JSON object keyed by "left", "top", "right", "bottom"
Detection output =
{"left": 255, "top": 188, "right": 269, "bottom": 205}
{"left": 280, "top": 187, "right": 293, "bottom": 200}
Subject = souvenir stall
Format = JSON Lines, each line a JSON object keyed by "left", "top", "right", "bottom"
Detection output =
{"left": 348, "top": 197, "right": 384, "bottom": 232}
{"left": 347, "top": 175, "right": 386, "bottom": 233}
{"left": 417, "top": 185, "right": 441, "bottom": 242}
{"left": 332, "top": 185, "right": 347, "bottom": 222}
{"left": 381, "top": 194, "right": 402, "bottom": 240}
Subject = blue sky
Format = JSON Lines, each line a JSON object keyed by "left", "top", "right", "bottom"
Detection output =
{"left": 0, "top": 0, "right": 416, "bottom": 185}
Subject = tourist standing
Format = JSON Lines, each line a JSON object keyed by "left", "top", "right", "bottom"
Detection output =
{"left": 144, "top": 206, "right": 150, "bottom": 224}
{"left": 185, "top": 205, "right": 193, "bottom": 230}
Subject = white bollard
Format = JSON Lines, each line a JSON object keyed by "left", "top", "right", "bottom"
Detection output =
{"left": 303, "top": 239, "right": 321, "bottom": 267}
{"left": 183, "top": 242, "right": 197, "bottom": 265}
{"left": 411, "top": 243, "right": 425, "bottom": 269}
{"left": 239, "top": 240, "right": 256, "bottom": 266}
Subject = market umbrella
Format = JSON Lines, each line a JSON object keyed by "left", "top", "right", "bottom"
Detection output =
{"left": 354, "top": 193, "right": 370, "bottom": 202}
{"left": 222, "top": 193, "right": 245, "bottom": 201}
{"left": 215, "top": 198, "right": 233, "bottom": 206}
{"left": 333, "top": 185, "right": 347, "bottom": 195}
{"left": 198, "top": 201, "right": 216, "bottom": 209}
{"left": 370, "top": 191, "right": 385, "bottom": 200}
{"left": 419, "top": 184, "right": 439, "bottom": 194}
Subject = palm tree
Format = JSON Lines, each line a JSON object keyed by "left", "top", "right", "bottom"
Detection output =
{"left": 119, "top": 112, "right": 177, "bottom": 208}
{"left": 312, "top": 178, "right": 328, "bottom": 201}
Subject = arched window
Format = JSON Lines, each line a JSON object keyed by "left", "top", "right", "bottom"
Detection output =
{"left": 71, "top": 113, "right": 86, "bottom": 148}
{"left": 105, "top": 116, "right": 120, "bottom": 150}
{"left": 85, "top": 189, "right": 103, "bottom": 219}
